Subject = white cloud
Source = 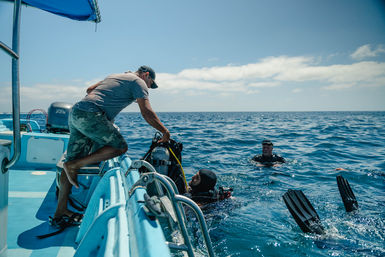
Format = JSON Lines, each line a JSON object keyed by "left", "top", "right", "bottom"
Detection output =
{"left": 322, "top": 84, "right": 354, "bottom": 91}
{"left": 84, "top": 78, "right": 103, "bottom": 87}
{"left": 2, "top": 52, "right": 385, "bottom": 112}
{"left": 248, "top": 82, "right": 280, "bottom": 88}
{"left": 275, "top": 61, "right": 385, "bottom": 86}
{"left": 156, "top": 56, "right": 385, "bottom": 93}
{"left": 351, "top": 44, "right": 385, "bottom": 60}
{"left": 0, "top": 83, "right": 86, "bottom": 112}
{"left": 292, "top": 88, "right": 302, "bottom": 93}
{"left": 21, "top": 84, "right": 84, "bottom": 101}
{"left": 176, "top": 56, "right": 312, "bottom": 82}
{"left": 246, "top": 89, "right": 260, "bottom": 95}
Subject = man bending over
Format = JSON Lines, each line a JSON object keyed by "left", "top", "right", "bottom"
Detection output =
{"left": 52, "top": 65, "right": 170, "bottom": 226}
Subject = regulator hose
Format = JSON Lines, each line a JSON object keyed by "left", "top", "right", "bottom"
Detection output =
{"left": 168, "top": 147, "right": 188, "bottom": 192}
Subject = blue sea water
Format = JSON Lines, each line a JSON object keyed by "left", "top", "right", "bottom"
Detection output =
{"left": 114, "top": 111, "right": 385, "bottom": 257}
{"left": 6, "top": 111, "right": 385, "bottom": 256}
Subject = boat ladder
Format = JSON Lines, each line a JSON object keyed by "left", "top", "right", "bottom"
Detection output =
{"left": 127, "top": 160, "right": 215, "bottom": 257}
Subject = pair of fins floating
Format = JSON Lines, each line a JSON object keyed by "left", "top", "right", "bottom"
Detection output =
{"left": 282, "top": 175, "right": 358, "bottom": 235}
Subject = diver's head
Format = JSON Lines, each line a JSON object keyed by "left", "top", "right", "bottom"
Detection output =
{"left": 137, "top": 65, "right": 158, "bottom": 89}
{"left": 262, "top": 139, "right": 273, "bottom": 157}
{"left": 189, "top": 169, "right": 217, "bottom": 194}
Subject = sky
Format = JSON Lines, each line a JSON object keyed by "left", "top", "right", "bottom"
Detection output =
{"left": 1, "top": 0, "right": 385, "bottom": 112}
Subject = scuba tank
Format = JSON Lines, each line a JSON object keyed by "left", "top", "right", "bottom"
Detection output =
{"left": 140, "top": 133, "right": 187, "bottom": 194}
{"left": 150, "top": 146, "right": 170, "bottom": 175}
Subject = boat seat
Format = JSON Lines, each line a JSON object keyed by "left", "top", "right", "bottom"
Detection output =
{"left": 56, "top": 152, "right": 105, "bottom": 176}
{"left": 75, "top": 168, "right": 126, "bottom": 244}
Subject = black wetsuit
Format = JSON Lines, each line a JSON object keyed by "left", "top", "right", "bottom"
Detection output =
{"left": 187, "top": 187, "right": 232, "bottom": 204}
{"left": 252, "top": 154, "right": 285, "bottom": 165}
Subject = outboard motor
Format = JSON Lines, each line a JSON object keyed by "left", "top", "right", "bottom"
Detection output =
{"left": 46, "top": 102, "right": 72, "bottom": 134}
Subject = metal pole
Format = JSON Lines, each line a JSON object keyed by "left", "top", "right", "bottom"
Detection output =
{"left": 155, "top": 174, "right": 215, "bottom": 257}
{"left": 175, "top": 195, "right": 215, "bottom": 257}
{"left": 0, "top": 41, "right": 19, "bottom": 60}
{"left": 5, "top": 0, "right": 22, "bottom": 171}
{"left": 154, "top": 174, "right": 195, "bottom": 257}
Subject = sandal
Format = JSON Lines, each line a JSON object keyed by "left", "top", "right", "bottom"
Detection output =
{"left": 49, "top": 216, "right": 68, "bottom": 229}
{"left": 49, "top": 213, "right": 83, "bottom": 228}
{"left": 68, "top": 212, "right": 83, "bottom": 225}
{"left": 38, "top": 213, "right": 84, "bottom": 239}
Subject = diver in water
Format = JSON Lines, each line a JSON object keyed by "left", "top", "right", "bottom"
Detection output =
{"left": 252, "top": 139, "right": 285, "bottom": 167}
{"left": 187, "top": 169, "right": 232, "bottom": 206}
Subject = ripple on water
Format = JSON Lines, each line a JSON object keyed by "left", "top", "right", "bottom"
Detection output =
{"left": 7, "top": 111, "right": 383, "bottom": 257}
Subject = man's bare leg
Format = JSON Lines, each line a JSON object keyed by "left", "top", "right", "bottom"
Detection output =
{"left": 63, "top": 145, "right": 127, "bottom": 188}
{"left": 54, "top": 169, "right": 74, "bottom": 218}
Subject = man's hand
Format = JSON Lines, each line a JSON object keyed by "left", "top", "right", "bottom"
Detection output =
{"left": 158, "top": 130, "right": 170, "bottom": 143}
{"left": 86, "top": 81, "right": 101, "bottom": 94}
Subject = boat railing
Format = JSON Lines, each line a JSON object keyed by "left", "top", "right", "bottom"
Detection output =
{"left": 52, "top": 155, "right": 214, "bottom": 256}
{"left": 75, "top": 167, "right": 126, "bottom": 244}
{"left": 128, "top": 160, "right": 215, "bottom": 257}
{"left": 75, "top": 204, "right": 129, "bottom": 257}
{"left": 0, "top": 0, "right": 22, "bottom": 173}
{"left": 75, "top": 156, "right": 171, "bottom": 257}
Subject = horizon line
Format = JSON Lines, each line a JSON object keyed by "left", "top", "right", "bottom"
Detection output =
{"left": 2, "top": 110, "right": 384, "bottom": 115}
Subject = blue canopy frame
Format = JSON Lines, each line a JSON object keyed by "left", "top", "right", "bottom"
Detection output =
{"left": 1, "top": 0, "right": 101, "bottom": 22}
{"left": 0, "top": 0, "right": 101, "bottom": 172}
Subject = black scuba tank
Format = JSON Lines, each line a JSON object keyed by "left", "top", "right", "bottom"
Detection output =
{"left": 141, "top": 133, "right": 187, "bottom": 194}
{"left": 149, "top": 146, "right": 171, "bottom": 175}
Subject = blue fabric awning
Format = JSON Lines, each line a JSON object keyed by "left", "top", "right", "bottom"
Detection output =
{"left": 3, "top": 0, "right": 101, "bottom": 22}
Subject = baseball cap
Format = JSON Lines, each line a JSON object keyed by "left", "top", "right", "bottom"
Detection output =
{"left": 138, "top": 65, "right": 158, "bottom": 89}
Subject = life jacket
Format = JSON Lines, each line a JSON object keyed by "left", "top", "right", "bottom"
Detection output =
{"left": 140, "top": 133, "right": 187, "bottom": 194}
{"left": 190, "top": 186, "right": 233, "bottom": 204}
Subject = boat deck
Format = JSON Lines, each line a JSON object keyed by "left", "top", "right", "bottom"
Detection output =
{"left": 7, "top": 168, "right": 76, "bottom": 257}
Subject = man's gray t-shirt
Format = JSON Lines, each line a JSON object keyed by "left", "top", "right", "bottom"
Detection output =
{"left": 74, "top": 72, "right": 148, "bottom": 120}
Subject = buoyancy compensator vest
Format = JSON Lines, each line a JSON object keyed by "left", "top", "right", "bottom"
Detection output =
{"left": 190, "top": 186, "right": 233, "bottom": 204}
{"left": 140, "top": 132, "right": 187, "bottom": 194}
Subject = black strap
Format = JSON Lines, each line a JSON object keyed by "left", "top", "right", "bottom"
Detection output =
{"left": 152, "top": 159, "right": 171, "bottom": 166}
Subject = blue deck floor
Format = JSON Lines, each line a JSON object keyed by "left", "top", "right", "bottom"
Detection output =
{"left": 7, "top": 168, "right": 77, "bottom": 257}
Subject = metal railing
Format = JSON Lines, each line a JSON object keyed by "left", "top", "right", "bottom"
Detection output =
{"left": 128, "top": 160, "right": 215, "bottom": 257}
{"left": 0, "top": 0, "right": 22, "bottom": 173}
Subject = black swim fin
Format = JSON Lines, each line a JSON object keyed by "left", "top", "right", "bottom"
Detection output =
{"left": 336, "top": 175, "right": 358, "bottom": 212}
{"left": 282, "top": 189, "right": 325, "bottom": 235}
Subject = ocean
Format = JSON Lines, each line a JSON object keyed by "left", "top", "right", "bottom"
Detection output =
{"left": 115, "top": 111, "right": 385, "bottom": 257}
{"left": 9, "top": 111, "right": 385, "bottom": 256}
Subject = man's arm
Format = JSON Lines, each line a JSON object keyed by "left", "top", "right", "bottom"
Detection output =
{"left": 137, "top": 98, "right": 170, "bottom": 143}
{"left": 86, "top": 81, "right": 101, "bottom": 94}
